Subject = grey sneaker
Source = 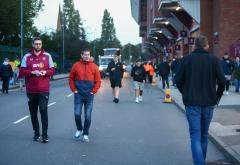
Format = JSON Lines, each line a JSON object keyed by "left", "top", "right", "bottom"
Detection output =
{"left": 83, "top": 135, "right": 90, "bottom": 142}
{"left": 74, "top": 130, "right": 82, "bottom": 140}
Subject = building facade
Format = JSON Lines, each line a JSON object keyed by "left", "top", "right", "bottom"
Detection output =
{"left": 131, "top": 0, "right": 240, "bottom": 60}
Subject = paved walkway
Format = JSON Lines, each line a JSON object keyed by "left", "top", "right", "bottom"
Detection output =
{"left": 157, "top": 79, "right": 240, "bottom": 164}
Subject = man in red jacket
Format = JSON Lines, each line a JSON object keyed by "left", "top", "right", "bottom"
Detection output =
{"left": 69, "top": 49, "right": 101, "bottom": 142}
{"left": 19, "top": 37, "right": 55, "bottom": 143}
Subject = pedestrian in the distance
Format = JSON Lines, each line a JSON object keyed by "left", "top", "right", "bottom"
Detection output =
{"left": 107, "top": 52, "right": 124, "bottom": 103}
{"left": 171, "top": 55, "right": 181, "bottom": 87}
{"left": 0, "top": 58, "right": 13, "bottom": 94}
{"left": 19, "top": 37, "right": 55, "bottom": 143}
{"left": 148, "top": 62, "right": 154, "bottom": 84}
{"left": 233, "top": 56, "right": 240, "bottom": 92}
{"left": 69, "top": 49, "right": 101, "bottom": 142}
{"left": 159, "top": 57, "right": 170, "bottom": 89}
{"left": 175, "top": 35, "right": 226, "bottom": 165}
{"left": 131, "top": 59, "right": 146, "bottom": 103}
{"left": 221, "top": 52, "right": 234, "bottom": 95}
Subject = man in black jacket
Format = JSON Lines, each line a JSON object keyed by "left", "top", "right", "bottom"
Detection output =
{"left": 0, "top": 58, "right": 13, "bottom": 94}
{"left": 158, "top": 57, "right": 170, "bottom": 89}
{"left": 175, "top": 35, "right": 225, "bottom": 165}
{"left": 107, "top": 53, "right": 124, "bottom": 103}
{"left": 131, "top": 59, "right": 146, "bottom": 103}
{"left": 171, "top": 55, "right": 181, "bottom": 87}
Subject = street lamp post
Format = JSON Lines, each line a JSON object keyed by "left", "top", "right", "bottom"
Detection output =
{"left": 62, "top": 7, "right": 65, "bottom": 73}
{"left": 20, "top": 0, "right": 24, "bottom": 59}
{"left": 128, "top": 44, "right": 131, "bottom": 65}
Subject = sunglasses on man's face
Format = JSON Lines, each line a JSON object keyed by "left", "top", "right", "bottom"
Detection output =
{"left": 34, "top": 43, "right": 42, "bottom": 45}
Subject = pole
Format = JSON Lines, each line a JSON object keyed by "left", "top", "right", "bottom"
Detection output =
{"left": 20, "top": 0, "right": 23, "bottom": 59}
{"left": 128, "top": 44, "right": 131, "bottom": 65}
{"left": 62, "top": 7, "right": 65, "bottom": 73}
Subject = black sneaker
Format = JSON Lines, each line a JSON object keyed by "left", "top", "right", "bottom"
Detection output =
{"left": 115, "top": 98, "right": 119, "bottom": 103}
{"left": 33, "top": 134, "right": 40, "bottom": 141}
{"left": 41, "top": 136, "right": 49, "bottom": 143}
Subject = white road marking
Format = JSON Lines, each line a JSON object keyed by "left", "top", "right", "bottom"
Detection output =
{"left": 13, "top": 116, "right": 29, "bottom": 124}
{"left": 48, "top": 102, "right": 56, "bottom": 107}
{"left": 67, "top": 93, "right": 73, "bottom": 98}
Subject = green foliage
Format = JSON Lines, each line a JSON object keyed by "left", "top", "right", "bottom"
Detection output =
{"left": 100, "top": 9, "right": 121, "bottom": 48}
{"left": 0, "top": 0, "right": 44, "bottom": 46}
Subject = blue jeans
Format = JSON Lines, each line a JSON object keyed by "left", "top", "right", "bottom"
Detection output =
{"left": 235, "top": 79, "right": 240, "bottom": 92}
{"left": 185, "top": 106, "right": 214, "bottom": 165}
{"left": 74, "top": 93, "right": 94, "bottom": 135}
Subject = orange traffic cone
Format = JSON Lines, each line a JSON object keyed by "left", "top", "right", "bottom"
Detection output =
{"left": 164, "top": 88, "right": 172, "bottom": 103}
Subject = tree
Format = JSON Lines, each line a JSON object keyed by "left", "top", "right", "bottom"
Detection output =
{"left": 0, "top": 0, "right": 43, "bottom": 46}
{"left": 100, "top": 9, "right": 121, "bottom": 48}
{"left": 122, "top": 43, "right": 142, "bottom": 64}
{"left": 63, "top": 0, "right": 85, "bottom": 40}
{"left": 62, "top": 0, "right": 87, "bottom": 62}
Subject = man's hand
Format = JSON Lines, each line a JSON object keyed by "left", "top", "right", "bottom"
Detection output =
{"left": 40, "top": 70, "right": 47, "bottom": 76}
{"left": 74, "top": 90, "right": 78, "bottom": 94}
{"left": 90, "top": 92, "right": 94, "bottom": 95}
{"left": 31, "top": 70, "right": 41, "bottom": 76}
{"left": 111, "top": 68, "right": 116, "bottom": 71}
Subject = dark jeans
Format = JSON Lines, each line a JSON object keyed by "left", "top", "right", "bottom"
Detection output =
{"left": 225, "top": 80, "right": 230, "bottom": 91}
{"left": 235, "top": 79, "right": 240, "bottom": 92}
{"left": 2, "top": 77, "right": 10, "bottom": 93}
{"left": 186, "top": 106, "right": 214, "bottom": 165}
{"left": 74, "top": 93, "right": 94, "bottom": 135}
{"left": 172, "top": 73, "right": 176, "bottom": 86}
{"left": 27, "top": 93, "right": 49, "bottom": 137}
{"left": 161, "top": 75, "right": 169, "bottom": 89}
{"left": 148, "top": 75, "right": 153, "bottom": 84}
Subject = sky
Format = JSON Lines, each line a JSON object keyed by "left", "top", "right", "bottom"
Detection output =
{"left": 34, "top": 0, "right": 141, "bottom": 45}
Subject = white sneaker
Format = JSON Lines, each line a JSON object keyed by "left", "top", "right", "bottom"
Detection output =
{"left": 226, "top": 91, "right": 229, "bottom": 95}
{"left": 83, "top": 135, "right": 90, "bottom": 142}
{"left": 139, "top": 96, "right": 143, "bottom": 102}
{"left": 135, "top": 97, "right": 139, "bottom": 103}
{"left": 74, "top": 130, "right": 82, "bottom": 139}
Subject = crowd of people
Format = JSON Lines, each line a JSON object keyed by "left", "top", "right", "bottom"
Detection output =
{"left": 1, "top": 35, "right": 240, "bottom": 165}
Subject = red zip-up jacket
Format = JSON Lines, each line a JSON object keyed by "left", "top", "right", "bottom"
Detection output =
{"left": 19, "top": 49, "right": 55, "bottom": 93}
{"left": 69, "top": 59, "right": 101, "bottom": 95}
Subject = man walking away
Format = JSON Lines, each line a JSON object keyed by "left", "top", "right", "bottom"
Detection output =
{"left": 171, "top": 55, "right": 181, "bottom": 87}
{"left": 0, "top": 58, "right": 13, "bottom": 94}
{"left": 19, "top": 37, "right": 55, "bottom": 143}
{"left": 221, "top": 53, "right": 234, "bottom": 95}
{"left": 131, "top": 59, "right": 146, "bottom": 103}
{"left": 107, "top": 52, "right": 124, "bottom": 103}
{"left": 69, "top": 49, "right": 101, "bottom": 142}
{"left": 159, "top": 57, "right": 170, "bottom": 89}
{"left": 175, "top": 35, "right": 226, "bottom": 165}
{"left": 233, "top": 56, "right": 240, "bottom": 92}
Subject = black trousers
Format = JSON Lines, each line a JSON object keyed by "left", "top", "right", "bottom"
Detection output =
{"left": 2, "top": 77, "right": 10, "bottom": 93}
{"left": 27, "top": 93, "right": 49, "bottom": 137}
{"left": 161, "top": 75, "right": 169, "bottom": 89}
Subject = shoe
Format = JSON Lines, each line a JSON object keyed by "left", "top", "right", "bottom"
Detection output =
{"left": 113, "top": 98, "right": 116, "bottom": 102}
{"left": 41, "top": 135, "right": 48, "bottom": 143}
{"left": 115, "top": 98, "right": 119, "bottom": 103}
{"left": 135, "top": 97, "right": 139, "bottom": 103}
{"left": 83, "top": 135, "right": 90, "bottom": 142}
{"left": 139, "top": 96, "right": 143, "bottom": 102}
{"left": 226, "top": 91, "right": 229, "bottom": 95}
{"left": 74, "top": 130, "right": 82, "bottom": 139}
{"left": 32, "top": 133, "right": 40, "bottom": 141}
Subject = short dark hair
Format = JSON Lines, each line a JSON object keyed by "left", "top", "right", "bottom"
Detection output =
{"left": 195, "top": 35, "right": 208, "bottom": 48}
{"left": 136, "top": 59, "right": 141, "bottom": 63}
{"left": 32, "top": 37, "right": 42, "bottom": 44}
{"left": 82, "top": 49, "right": 90, "bottom": 54}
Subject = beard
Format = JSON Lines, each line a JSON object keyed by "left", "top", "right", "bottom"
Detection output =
{"left": 34, "top": 47, "right": 42, "bottom": 52}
